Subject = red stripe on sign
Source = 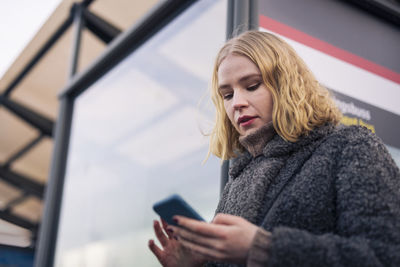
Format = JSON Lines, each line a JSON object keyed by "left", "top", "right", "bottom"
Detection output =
{"left": 259, "top": 15, "right": 400, "bottom": 84}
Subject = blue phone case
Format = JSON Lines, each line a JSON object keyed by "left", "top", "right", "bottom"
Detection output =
{"left": 153, "top": 194, "right": 205, "bottom": 226}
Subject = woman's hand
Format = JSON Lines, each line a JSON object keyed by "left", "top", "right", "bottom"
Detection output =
{"left": 169, "top": 213, "right": 259, "bottom": 264}
{"left": 148, "top": 219, "right": 205, "bottom": 267}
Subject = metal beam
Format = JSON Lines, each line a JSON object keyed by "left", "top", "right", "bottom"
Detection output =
{"left": 83, "top": 9, "right": 122, "bottom": 44}
{"left": 1, "top": 16, "right": 73, "bottom": 97}
{"left": 0, "top": 0, "right": 96, "bottom": 98}
{"left": 249, "top": 0, "right": 259, "bottom": 30}
{"left": 4, "top": 193, "right": 29, "bottom": 212}
{"left": 3, "top": 135, "right": 44, "bottom": 169}
{"left": 343, "top": 0, "right": 400, "bottom": 27}
{"left": 34, "top": 3, "right": 84, "bottom": 267}
{"left": 0, "top": 210, "right": 37, "bottom": 232}
{"left": 59, "top": 0, "right": 197, "bottom": 99}
{"left": 0, "top": 95, "right": 54, "bottom": 137}
{"left": 69, "top": 4, "right": 85, "bottom": 77}
{"left": 82, "top": 0, "right": 96, "bottom": 8}
{"left": 227, "top": 0, "right": 258, "bottom": 38}
{"left": 0, "top": 166, "right": 44, "bottom": 199}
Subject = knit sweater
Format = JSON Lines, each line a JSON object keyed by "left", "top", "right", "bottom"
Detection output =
{"left": 206, "top": 124, "right": 400, "bottom": 267}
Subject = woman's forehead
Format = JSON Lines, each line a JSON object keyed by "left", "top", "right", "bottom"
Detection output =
{"left": 218, "top": 55, "right": 260, "bottom": 82}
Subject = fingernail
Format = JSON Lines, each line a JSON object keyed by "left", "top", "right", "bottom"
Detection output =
{"left": 173, "top": 217, "right": 179, "bottom": 224}
{"left": 167, "top": 227, "right": 174, "bottom": 233}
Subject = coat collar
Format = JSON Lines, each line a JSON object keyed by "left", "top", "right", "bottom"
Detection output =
{"left": 229, "top": 123, "right": 336, "bottom": 179}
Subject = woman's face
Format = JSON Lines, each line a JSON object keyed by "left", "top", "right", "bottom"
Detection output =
{"left": 218, "top": 54, "right": 273, "bottom": 137}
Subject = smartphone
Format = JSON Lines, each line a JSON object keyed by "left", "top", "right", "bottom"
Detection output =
{"left": 153, "top": 194, "right": 205, "bottom": 226}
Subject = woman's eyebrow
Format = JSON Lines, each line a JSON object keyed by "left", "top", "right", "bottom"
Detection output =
{"left": 238, "top": 74, "right": 261, "bottom": 83}
{"left": 218, "top": 84, "right": 230, "bottom": 92}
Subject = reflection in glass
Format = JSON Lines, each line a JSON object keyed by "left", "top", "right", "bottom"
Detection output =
{"left": 387, "top": 145, "right": 400, "bottom": 168}
{"left": 54, "top": 0, "right": 227, "bottom": 266}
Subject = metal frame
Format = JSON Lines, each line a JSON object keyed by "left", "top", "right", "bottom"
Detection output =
{"left": 33, "top": 3, "right": 84, "bottom": 266}
{"left": 33, "top": 1, "right": 197, "bottom": 266}
{"left": 3, "top": 134, "right": 44, "bottom": 169}
{"left": 345, "top": 0, "right": 400, "bottom": 27}
{"left": 0, "top": 96, "right": 54, "bottom": 136}
{"left": 0, "top": 0, "right": 96, "bottom": 97}
{"left": 228, "top": 0, "right": 258, "bottom": 38}
{"left": 83, "top": 9, "right": 122, "bottom": 44}
{"left": 0, "top": 210, "right": 37, "bottom": 232}
{"left": 0, "top": 4, "right": 73, "bottom": 237}
{"left": 60, "top": 0, "right": 197, "bottom": 99}
{"left": 0, "top": 0, "right": 122, "bottom": 247}
{"left": 0, "top": 6, "right": 73, "bottom": 224}
{"left": 0, "top": 167, "right": 44, "bottom": 198}
{"left": 1, "top": 18, "right": 73, "bottom": 98}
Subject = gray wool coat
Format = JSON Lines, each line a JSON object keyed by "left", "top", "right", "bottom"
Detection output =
{"left": 207, "top": 124, "right": 400, "bottom": 267}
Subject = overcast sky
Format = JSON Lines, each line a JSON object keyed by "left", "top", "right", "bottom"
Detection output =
{"left": 0, "top": 0, "right": 61, "bottom": 78}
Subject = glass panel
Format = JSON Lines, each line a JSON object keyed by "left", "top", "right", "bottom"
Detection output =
{"left": 387, "top": 145, "right": 400, "bottom": 168}
{"left": 54, "top": 0, "right": 226, "bottom": 266}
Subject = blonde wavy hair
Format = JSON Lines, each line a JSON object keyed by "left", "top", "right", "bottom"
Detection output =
{"left": 209, "top": 31, "right": 342, "bottom": 160}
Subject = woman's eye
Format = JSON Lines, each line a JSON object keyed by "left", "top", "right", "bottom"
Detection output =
{"left": 247, "top": 83, "right": 261, "bottom": 91}
{"left": 223, "top": 93, "right": 233, "bottom": 100}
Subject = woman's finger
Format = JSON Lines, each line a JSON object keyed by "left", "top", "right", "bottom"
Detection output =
{"left": 148, "top": 239, "right": 165, "bottom": 264}
{"left": 212, "top": 213, "right": 244, "bottom": 225}
{"left": 161, "top": 218, "right": 169, "bottom": 229}
{"left": 173, "top": 225, "right": 220, "bottom": 249}
{"left": 161, "top": 218, "right": 173, "bottom": 239}
{"left": 174, "top": 216, "right": 227, "bottom": 238}
{"left": 178, "top": 237, "right": 226, "bottom": 262}
{"left": 153, "top": 220, "right": 169, "bottom": 247}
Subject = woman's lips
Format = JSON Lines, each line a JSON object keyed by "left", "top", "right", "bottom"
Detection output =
{"left": 238, "top": 116, "right": 257, "bottom": 127}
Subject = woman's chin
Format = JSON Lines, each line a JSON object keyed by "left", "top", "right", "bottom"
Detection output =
{"left": 241, "top": 127, "right": 258, "bottom": 137}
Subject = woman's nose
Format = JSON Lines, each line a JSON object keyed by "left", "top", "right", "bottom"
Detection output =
{"left": 232, "top": 91, "right": 248, "bottom": 110}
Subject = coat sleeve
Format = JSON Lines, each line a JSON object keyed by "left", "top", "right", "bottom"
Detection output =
{"left": 252, "top": 128, "right": 400, "bottom": 267}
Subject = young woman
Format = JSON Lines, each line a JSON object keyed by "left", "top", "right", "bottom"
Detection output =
{"left": 149, "top": 31, "right": 400, "bottom": 267}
